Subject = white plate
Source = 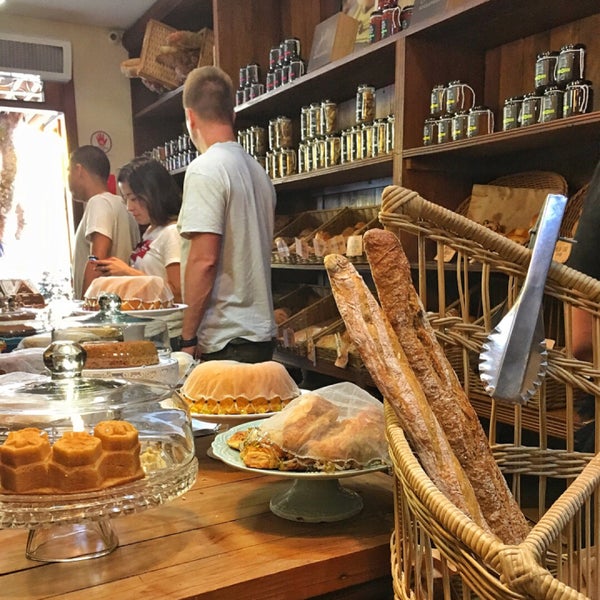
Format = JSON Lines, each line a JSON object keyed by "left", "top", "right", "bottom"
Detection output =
{"left": 72, "top": 304, "right": 187, "bottom": 318}
{"left": 191, "top": 411, "right": 278, "bottom": 425}
{"left": 211, "top": 420, "right": 389, "bottom": 480}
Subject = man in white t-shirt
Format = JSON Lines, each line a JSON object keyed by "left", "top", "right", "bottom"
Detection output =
{"left": 177, "top": 66, "right": 276, "bottom": 362}
{"left": 68, "top": 145, "right": 140, "bottom": 299}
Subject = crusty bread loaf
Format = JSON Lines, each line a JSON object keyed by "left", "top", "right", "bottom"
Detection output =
{"left": 181, "top": 360, "right": 300, "bottom": 415}
{"left": 324, "top": 254, "right": 490, "bottom": 533}
{"left": 82, "top": 340, "right": 159, "bottom": 370}
{"left": 363, "top": 228, "right": 530, "bottom": 544}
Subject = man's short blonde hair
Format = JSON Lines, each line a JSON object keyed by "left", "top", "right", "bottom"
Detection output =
{"left": 183, "top": 66, "right": 235, "bottom": 124}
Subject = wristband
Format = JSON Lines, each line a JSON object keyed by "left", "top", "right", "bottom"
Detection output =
{"left": 178, "top": 336, "right": 198, "bottom": 348}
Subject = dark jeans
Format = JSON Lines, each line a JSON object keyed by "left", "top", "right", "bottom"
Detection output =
{"left": 201, "top": 338, "right": 274, "bottom": 364}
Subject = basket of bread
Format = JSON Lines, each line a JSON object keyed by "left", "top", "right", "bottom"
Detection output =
{"left": 331, "top": 186, "right": 600, "bottom": 599}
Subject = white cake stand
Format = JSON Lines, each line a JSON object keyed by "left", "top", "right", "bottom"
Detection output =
{"left": 211, "top": 421, "right": 388, "bottom": 523}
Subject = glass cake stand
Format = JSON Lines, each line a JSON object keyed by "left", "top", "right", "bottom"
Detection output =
{"left": 211, "top": 420, "right": 388, "bottom": 523}
{"left": 0, "top": 457, "right": 198, "bottom": 562}
{"left": 0, "top": 341, "right": 198, "bottom": 562}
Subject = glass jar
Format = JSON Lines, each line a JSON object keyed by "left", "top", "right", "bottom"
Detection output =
{"left": 356, "top": 84, "right": 376, "bottom": 124}
{"left": 381, "top": 4, "right": 400, "bottom": 38}
{"left": 436, "top": 114, "right": 453, "bottom": 144}
{"left": 423, "top": 117, "right": 437, "bottom": 146}
{"left": 563, "top": 80, "right": 593, "bottom": 118}
{"left": 520, "top": 93, "right": 542, "bottom": 127}
{"left": 354, "top": 126, "right": 365, "bottom": 160}
{"left": 246, "top": 63, "right": 260, "bottom": 85}
{"left": 288, "top": 58, "right": 305, "bottom": 82}
{"left": 276, "top": 116, "right": 293, "bottom": 149}
{"left": 467, "top": 106, "right": 494, "bottom": 138}
{"left": 308, "top": 102, "right": 321, "bottom": 139}
{"left": 539, "top": 86, "right": 564, "bottom": 123}
{"left": 369, "top": 9, "right": 384, "bottom": 44}
{"left": 268, "top": 46, "right": 280, "bottom": 72}
{"left": 400, "top": 5, "right": 413, "bottom": 30}
{"left": 324, "top": 135, "right": 341, "bottom": 167}
{"left": 283, "top": 38, "right": 301, "bottom": 64}
{"left": 341, "top": 129, "right": 351, "bottom": 164}
{"left": 502, "top": 96, "right": 523, "bottom": 131}
{"left": 451, "top": 110, "right": 469, "bottom": 141}
{"left": 362, "top": 123, "right": 374, "bottom": 158}
{"left": 534, "top": 51, "right": 559, "bottom": 94}
{"left": 445, "top": 80, "right": 475, "bottom": 114}
{"left": 556, "top": 44, "right": 586, "bottom": 87}
{"left": 373, "top": 118, "right": 387, "bottom": 155}
{"left": 320, "top": 100, "right": 337, "bottom": 136}
{"left": 268, "top": 118, "right": 278, "bottom": 151}
{"left": 386, "top": 114, "right": 395, "bottom": 153}
{"left": 430, "top": 84, "right": 446, "bottom": 117}
{"left": 300, "top": 106, "right": 310, "bottom": 142}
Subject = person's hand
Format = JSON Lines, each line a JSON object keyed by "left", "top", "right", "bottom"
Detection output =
{"left": 94, "top": 257, "right": 132, "bottom": 276}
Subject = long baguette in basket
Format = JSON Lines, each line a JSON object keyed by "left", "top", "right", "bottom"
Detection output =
{"left": 324, "top": 253, "right": 491, "bottom": 532}
{"left": 363, "top": 228, "right": 530, "bottom": 544}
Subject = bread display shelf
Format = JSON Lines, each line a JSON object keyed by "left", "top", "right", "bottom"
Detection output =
{"left": 276, "top": 293, "right": 339, "bottom": 357}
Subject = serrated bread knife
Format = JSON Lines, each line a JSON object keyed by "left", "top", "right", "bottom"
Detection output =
{"left": 479, "top": 193, "right": 568, "bottom": 404}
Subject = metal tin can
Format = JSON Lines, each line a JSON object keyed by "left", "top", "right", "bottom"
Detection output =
{"left": 356, "top": 84, "right": 376, "bottom": 124}
{"left": 288, "top": 58, "right": 305, "bottom": 82}
{"left": 520, "top": 93, "right": 542, "bottom": 126}
{"left": 266, "top": 70, "right": 276, "bottom": 92}
{"left": 502, "top": 96, "right": 523, "bottom": 131}
{"left": 268, "top": 47, "right": 280, "bottom": 71}
{"left": 423, "top": 118, "right": 436, "bottom": 146}
{"left": 467, "top": 106, "right": 494, "bottom": 137}
{"left": 324, "top": 135, "right": 341, "bottom": 168}
{"left": 250, "top": 82, "right": 264, "bottom": 100}
{"left": 320, "top": 100, "right": 337, "bottom": 136}
{"left": 369, "top": 9, "right": 384, "bottom": 44}
{"left": 563, "top": 79, "right": 593, "bottom": 118}
{"left": 539, "top": 86, "right": 564, "bottom": 123}
{"left": 451, "top": 111, "right": 468, "bottom": 141}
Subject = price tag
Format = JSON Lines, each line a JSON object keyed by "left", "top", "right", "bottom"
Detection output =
{"left": 313, "top": 236, "right": 329, "bottom": 257}
{"left": 295, "top": 237, "right": 309, "bottom": 260}
{"left": 275, "top": 237, "right": 290, "bottom": 258}
{"left": 346, "top": 234, "right": 364, "bottom": 257}
{"left": 553, "top": 240, "right": 571, "bottom": 263}
{"left": 328, "top": 235, "right": 347, "bottom": 255}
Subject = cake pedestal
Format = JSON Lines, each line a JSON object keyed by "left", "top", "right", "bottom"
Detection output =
{"left": 26, "top": 520, "right": 118, "bottom": 562}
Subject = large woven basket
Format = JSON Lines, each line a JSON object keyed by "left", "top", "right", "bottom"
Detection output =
{"left": 379, "top": 184, "right": 600, "bottom": 600}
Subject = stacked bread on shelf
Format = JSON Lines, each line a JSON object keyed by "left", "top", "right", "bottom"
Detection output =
{"left": 324, "top": 228, "right": 530, "bottom": 545}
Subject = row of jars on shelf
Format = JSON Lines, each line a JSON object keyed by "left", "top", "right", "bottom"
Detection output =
{"left": 265, "top": 116, "right": 395, "bottom": 179}
{"left": 150, "top": 134, "right": 199, "bottom": 172}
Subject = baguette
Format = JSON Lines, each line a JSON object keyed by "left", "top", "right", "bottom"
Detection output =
{"left": 324, "top": 253, "right": 491, "bottom": 533}
{"left": 363, "top": 228, "right": 530, "bottom": 544}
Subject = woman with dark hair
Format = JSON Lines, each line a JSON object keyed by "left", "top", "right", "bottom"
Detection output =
{"left": 93, "top": 156, "right": 182, "bottom": 303}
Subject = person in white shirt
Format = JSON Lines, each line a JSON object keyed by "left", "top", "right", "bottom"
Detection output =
{"left": 93, "top": 156, "right": 183, "bottom": 345}
{"left": 69, "top": 145, "right": 140, "bottom": 299}
{"left": 177, "top": 66, "right": 277, "bottom": 361}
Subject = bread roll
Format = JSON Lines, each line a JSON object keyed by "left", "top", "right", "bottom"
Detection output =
{"left": 363, "top": 228, "right": 530, "bottom": 544}
{"left": 324, "top": 254, "right": 490, "bottom": 533}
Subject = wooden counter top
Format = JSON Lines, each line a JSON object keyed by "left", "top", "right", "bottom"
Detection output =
{"left": 0, "top": 434, "right": 394, "bottom": 600}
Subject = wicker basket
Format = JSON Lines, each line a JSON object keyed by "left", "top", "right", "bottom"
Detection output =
{"left": 310, "top": 318, "right": 367, "bottom": 372}
{"left": 138, "top": 19, "right": 181, "bottom": 90}
{"left": 379, "top": 184, "right": 600, "bottom": 600}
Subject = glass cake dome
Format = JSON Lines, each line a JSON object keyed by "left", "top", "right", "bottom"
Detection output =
{"left": 0, "top": 340, "right": 197, "bottom": 562}
{"left": 52, "top": 293, "right": 171, "bottom": 356}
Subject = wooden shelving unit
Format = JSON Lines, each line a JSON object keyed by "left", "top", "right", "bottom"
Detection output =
{"left": 123, "top": 0, "right": 600, "bottom": 384}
